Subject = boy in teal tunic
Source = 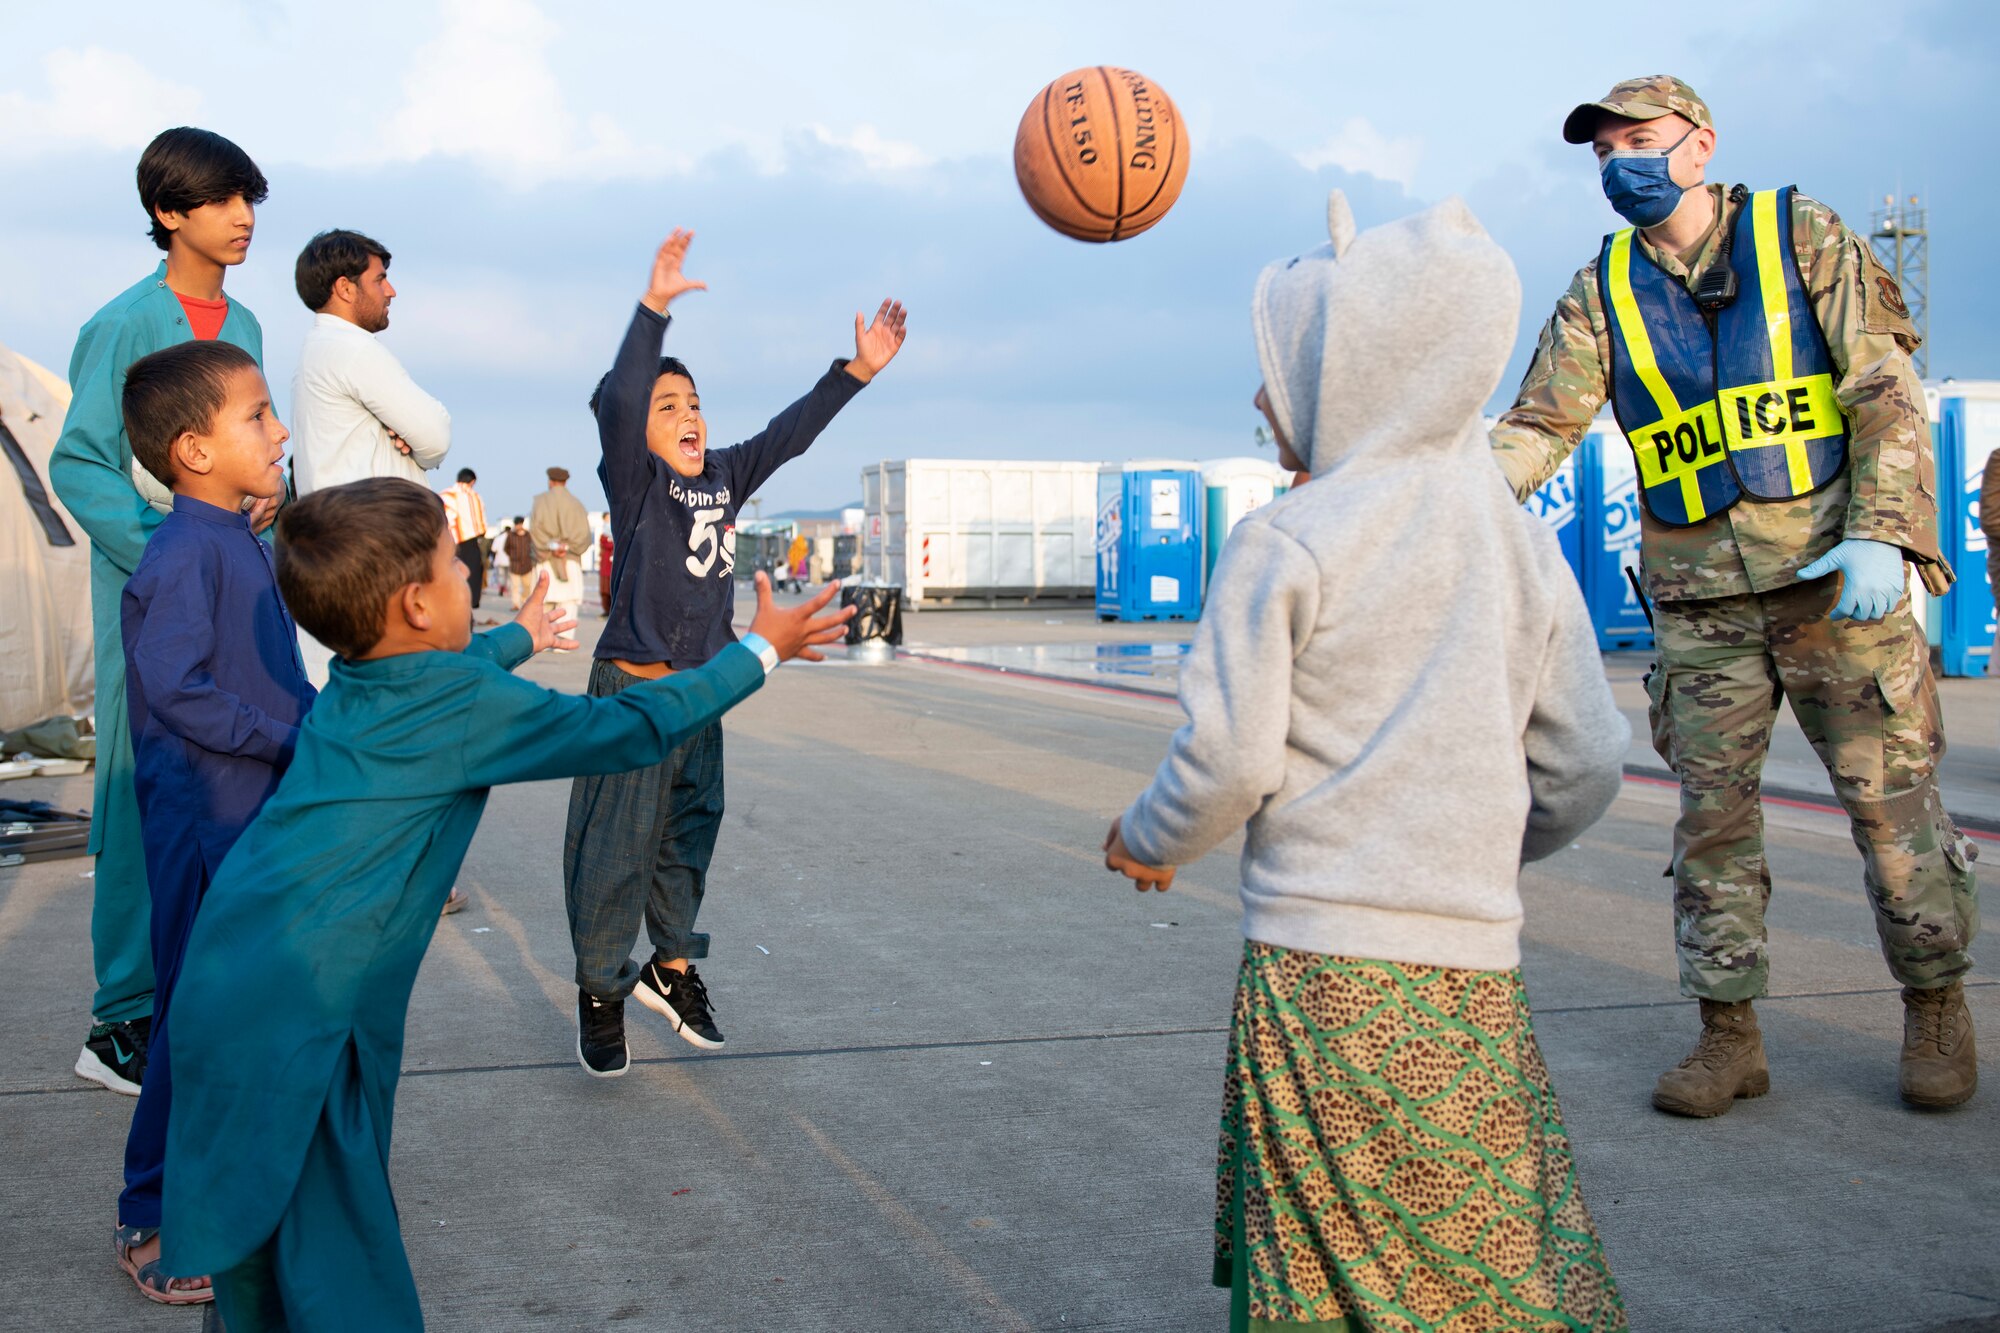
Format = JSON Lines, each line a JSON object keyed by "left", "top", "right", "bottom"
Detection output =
{"left": 48, "top": 127, "right": 274, "bottom": 1095}
{"left": 161, "top": 478, "right": 851, "bottom": 1330}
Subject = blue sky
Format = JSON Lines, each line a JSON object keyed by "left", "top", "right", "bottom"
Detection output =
{"left": 2, "top": 0, "right": 1993, "bottom": 517}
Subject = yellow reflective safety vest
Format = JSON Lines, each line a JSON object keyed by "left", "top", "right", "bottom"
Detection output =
{"left": 1599, "top": 185, "right": 1848, "bottom": 528}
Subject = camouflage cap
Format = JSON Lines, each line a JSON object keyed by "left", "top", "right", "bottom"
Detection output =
{"left": 1563, "top": 75, "right": 1712, "bottom": 144}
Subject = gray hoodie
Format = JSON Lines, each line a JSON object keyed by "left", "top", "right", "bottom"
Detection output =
{"left": 1120, "top": 192, "right": 1629, "bottom": 972}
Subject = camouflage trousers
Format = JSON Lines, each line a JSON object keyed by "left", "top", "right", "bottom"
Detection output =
{"left": 1646, "top": 578, "right": 1979, "bottom": 1001}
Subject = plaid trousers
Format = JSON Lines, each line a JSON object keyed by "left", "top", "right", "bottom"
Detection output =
{"left": 563, "top": 659, "right": 726, "bottom": 999}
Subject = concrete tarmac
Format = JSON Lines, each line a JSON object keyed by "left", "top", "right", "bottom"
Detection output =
{"left": 2, "top": 604, "right": 1994, "bottom": 1332}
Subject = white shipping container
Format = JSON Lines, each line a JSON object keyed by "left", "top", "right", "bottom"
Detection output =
{"left": 860, "top": 459, "right": 1106, "bottom": 608}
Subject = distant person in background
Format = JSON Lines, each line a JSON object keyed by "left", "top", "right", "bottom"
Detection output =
{"left": 290, "top": 228, "right": 451, "bottom": 684}
{"left": 504, "top": 516, "right": 535, "bottom": 610}
{"left": 531, "top": 466, "right": 591, "bottom": 624}
{"left": 787, "top": 532, "right": 810, "bottom": 590}
{"left": 1984, "top": 448, "right": 2000, "bottom": 677}
{"left": 49, "top": 126, "right": 275, "bottom": 1102}
{"left": 440, "top": 467, "right": 488, "bottom": 608}
{"left": 598, "top": 519, "right": 614, "bottom": 615}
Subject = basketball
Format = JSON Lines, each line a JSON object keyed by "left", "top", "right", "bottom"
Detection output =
{"left": 1013, "top": 67, "right": 1190, "bottom": 243}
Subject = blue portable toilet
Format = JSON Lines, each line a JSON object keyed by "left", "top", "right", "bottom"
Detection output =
{"left": 1097, "top": 461, "right": 1203, "bottom": 621}
{"left": 1518, "top": 420, "right": 1649, "bottom": 651}
{"left": 1579, "top": 426, "right": 1653, "bottom": 652}
{"left": 1931, "top": 383, "right": 2000, "bottom": 676}
{"left": 1524, "top": 449, "right": 1583, "bottom": 583}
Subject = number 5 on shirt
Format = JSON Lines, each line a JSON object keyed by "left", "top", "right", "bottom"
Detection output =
{"left": 686, "top": 506, "right": 725, "bottom": 577}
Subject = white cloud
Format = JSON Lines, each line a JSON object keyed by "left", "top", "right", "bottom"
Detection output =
{"left": 372, "top": 0, "right": 679, "bottom": 183}
{"left": 0, "top": 48, "right": 203, "bottom": 157}
{"left": 1295, "top": 117, "right": 1423, "bottom": 191}
{"left": 806, "top": 124, "right": 935, "bottom": 172}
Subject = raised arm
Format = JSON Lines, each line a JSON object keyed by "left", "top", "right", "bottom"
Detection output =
{"left": 48, "top": 319, "right": 163, "bottom": 576}
{"left": 727, "top": 299, "right": 904, "bottom": 500}
{"left": 598, "top": 231, "right": 709, "bottom": 495}
{"left": 124, "top": 559, "right": 306, "bottom": 768}
{"left": 1489, "top": 266, "right": 1609, "bottom": 504}
{"left": 1118, "top": 522, "right": 1320, "bottom": 868}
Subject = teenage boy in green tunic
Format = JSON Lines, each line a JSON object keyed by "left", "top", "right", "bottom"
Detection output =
{"left": 161, "top": 478, "right": 851, "bottom": 1330}
{"left": 50, "top": 127, "right": 276, "bottom": 1098}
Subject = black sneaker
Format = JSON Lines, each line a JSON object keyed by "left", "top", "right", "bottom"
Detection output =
{"left": 576, "top": 990, "right": 630, "bottom": 1078}
{"left": 634, "top": 961, "right": 724, "bottom": 1050}
{"left": 75, "top": 1017, "right": 150, "bottom": 1095}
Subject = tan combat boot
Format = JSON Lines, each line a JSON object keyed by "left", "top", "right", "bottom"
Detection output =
{"left": 1652, "top": 999, "right": 1770, "bottom": 1117}
{"left": 1900, "top": 982, "right": 1977, "bottom": 1109}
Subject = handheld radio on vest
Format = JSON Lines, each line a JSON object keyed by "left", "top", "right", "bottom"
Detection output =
{"left": 1691, "top": 185, "right": 1750, "bottom": 313}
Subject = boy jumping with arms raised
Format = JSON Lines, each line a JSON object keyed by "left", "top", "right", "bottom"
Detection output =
{"left": 566, "top": 229, "right": 907, "bottom": 1072}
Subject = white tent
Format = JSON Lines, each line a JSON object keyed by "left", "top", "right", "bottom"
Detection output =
{"left": 0, "top": 339, "right": 94, "bottom": 732}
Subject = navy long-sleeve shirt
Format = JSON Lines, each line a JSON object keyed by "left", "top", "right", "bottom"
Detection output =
{"left": 122, "top": 495, "right": 316, "bottom": 872}
{"left": 594, "top": 303, "right": 864, "bottom": 666}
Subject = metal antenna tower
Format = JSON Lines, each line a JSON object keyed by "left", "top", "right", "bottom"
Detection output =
{"left": 1869, "top": 194, "right": 1929, "bottom": 377}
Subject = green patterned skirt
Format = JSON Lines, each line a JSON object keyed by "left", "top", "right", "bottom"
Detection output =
{"left": 1214, "top": 943, "right": 1627, "bottom": 1332}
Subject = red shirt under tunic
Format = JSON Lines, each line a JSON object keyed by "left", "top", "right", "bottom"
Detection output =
{"left": 176, "top": 292, "right": 229, "bottom": 341}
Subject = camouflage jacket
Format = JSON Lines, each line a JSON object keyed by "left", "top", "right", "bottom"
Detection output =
{"left": 1490, "top": 183, "right": 1941, "bottom": 603}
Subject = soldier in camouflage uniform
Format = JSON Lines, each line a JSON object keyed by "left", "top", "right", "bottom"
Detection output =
{"left": 1491, "top": 77, "right": 1979, "bottom": 1114}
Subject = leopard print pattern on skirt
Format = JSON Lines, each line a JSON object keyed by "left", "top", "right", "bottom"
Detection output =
{"left": 1214, "top": 942, "right": 1627, "bottom": 1332}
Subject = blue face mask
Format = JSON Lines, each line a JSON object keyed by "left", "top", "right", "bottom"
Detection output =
{"left": 1600, "top": 126, "right": 1695, "bottom": 228}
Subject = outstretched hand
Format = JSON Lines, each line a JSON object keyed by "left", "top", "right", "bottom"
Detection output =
{"left": 643, "top": 229, "right": 708, "bottom": 313}
{"left": 746, "top": 571, "right": 856, "bottom": 663}
{"left": 1104, "top": 816, "right": 1176, "bottom": 893}
{"left": 513, "top": 570, "right": 579, "bottom": 653}
{"left": 846, "top": 299, "right": 908, "bottom": 383}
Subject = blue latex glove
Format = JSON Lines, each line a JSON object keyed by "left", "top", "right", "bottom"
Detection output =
{"left": 1797, "top": 538, "right": 1905, "bottom": 621}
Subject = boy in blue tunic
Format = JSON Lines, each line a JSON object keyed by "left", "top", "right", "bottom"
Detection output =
{"left": 566, "top": 229, "right": 907, "bottom": 1071}
{"left": 114, "top": 341, "right": 314, "bottom": 1306}
{"left": 162, "top": 477, "right": 852, "bottom": 1330}
{"left": 48, "top": 127, "right": 274, "bottom": 1099}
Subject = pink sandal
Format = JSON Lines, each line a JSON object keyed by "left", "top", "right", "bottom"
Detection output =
{"left": 115, "top": 1224, "right": 214, "bottom": 1306}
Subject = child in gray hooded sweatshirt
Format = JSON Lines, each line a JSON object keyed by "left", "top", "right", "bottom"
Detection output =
{"left": 1105, "top": 193, "right": 1631, "bottom": 1332}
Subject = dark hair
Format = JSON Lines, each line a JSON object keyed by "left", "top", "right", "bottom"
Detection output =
{"left": 456, "top": 468, "right": 477, "bottom": 483}
{"left": 588, "top": 356, "right": 696, "bottom": 417}
{"left": 294, "top": 229, "right": 392, "bottom": 312}
{"left": 512, "top": 515, "right": 525, "bottom": 525}
{"left": 276, "top": 479, "right": 447, "bottom": 660}
{"left": 137, "top": 128, "right": 269, "bottom": 252}
{"left": 122, "top": 341, "right": 260, "bottom": 487}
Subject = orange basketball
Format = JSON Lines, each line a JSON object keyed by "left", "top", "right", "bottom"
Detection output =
{"left": 1013, "top": 67, "right": 1190, "bottom": 243}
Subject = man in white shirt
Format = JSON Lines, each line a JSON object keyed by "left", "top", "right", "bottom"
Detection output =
{"left": 290, "top": 229, "right": 449, "bottom": 495}
{"left": 289, "top": 229, "right": 452, "bottom": 686}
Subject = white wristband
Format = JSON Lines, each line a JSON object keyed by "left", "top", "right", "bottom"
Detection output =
{"left": 738, "top": 632, "right": 780, "bottom": 675}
